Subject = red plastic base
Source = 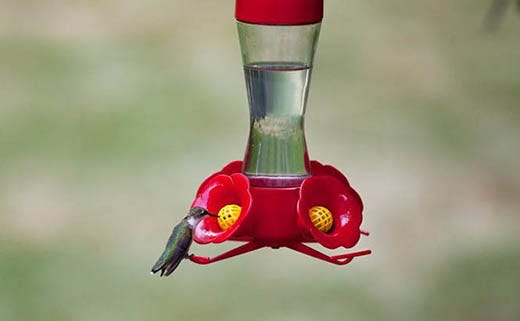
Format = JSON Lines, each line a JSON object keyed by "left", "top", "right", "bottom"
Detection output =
{"left": 188, "top": 160, "right": 371, "bottom": 266}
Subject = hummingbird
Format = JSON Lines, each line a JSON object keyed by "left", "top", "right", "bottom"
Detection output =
{"left": 151, "top": 206, "right": 217, "bottom": 277}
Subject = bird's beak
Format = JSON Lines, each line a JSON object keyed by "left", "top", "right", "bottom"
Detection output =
{"left": 206, "top": 212, "right": 219, "bottom": 218}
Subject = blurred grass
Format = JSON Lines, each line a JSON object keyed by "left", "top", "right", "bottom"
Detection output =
{"left": 1, "top": 1, "right": 519, "bottom": 321}
{"left": 419, "top": 245, "right": 520, "bottom": 321}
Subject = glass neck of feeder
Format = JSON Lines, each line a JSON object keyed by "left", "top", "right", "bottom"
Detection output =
{"left": 238, "top": 21, "right": 321, "bottom": 187}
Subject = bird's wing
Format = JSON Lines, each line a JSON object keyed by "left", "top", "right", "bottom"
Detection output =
{"left": 151, "top": 221, "right": 193, "bottom": 277}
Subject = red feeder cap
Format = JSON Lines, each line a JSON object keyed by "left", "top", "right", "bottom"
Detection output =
{"left": 235, "top": 0, "right": 323, "bottom": 25}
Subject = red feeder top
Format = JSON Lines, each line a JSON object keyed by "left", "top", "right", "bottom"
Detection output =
{"left": 235, "top": 0, "right": 323, "bottom": 25}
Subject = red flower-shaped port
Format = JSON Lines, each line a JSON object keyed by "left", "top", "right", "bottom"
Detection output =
{"left": 297, "top": 162, "right": 363, "bottom": 249}
{"left": 191, "top": 171, "right": 251, "bottom": 244}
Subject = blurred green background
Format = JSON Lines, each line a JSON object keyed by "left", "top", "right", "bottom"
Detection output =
{"left": 1, "top": 1, "right": 519, "bottom": 320}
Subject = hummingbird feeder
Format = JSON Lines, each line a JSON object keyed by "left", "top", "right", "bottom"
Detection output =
{"left": 188, "top": 0, "right": 371, "bottom": 266}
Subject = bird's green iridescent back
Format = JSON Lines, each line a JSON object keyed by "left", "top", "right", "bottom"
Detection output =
{"left": 163, "top": 219, "right": 193, "bottom": 258}
{"left": 150, "top": 218, "right": 194, "bottom": 276}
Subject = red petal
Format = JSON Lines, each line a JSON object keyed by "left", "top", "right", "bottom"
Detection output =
{"left": 298, "top": 173, "right": 363, "bottom": 249}
{"left": 192, "top": 172, "right": 251, "bottom": 244}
